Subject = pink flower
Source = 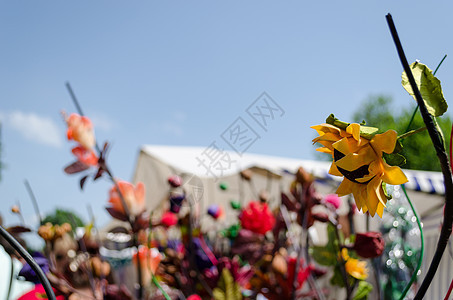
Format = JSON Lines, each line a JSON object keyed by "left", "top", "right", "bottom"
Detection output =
{"left": 108, "top": 180, "right": 145, "bottom": 216}
{"left": 239, "top": 201, "right": 275, "bottom": 235}
{"left": 324, "top": 194, "right": 341, "bottom": 210}
{"left": 65, "top": 113, "right": 96, "bottom": 150}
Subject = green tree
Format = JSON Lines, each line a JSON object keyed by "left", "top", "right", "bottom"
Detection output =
{"left": 42, "top": 208, "right": 85, "bottom": 227}
{"left": 352, "top": 95, "right": 452, "bottom": 171}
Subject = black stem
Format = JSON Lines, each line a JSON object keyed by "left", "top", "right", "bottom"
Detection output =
{"left": 0, "top": 225, "right": 56, "bottom": 300}
{"left": 24, "top": 179, "right": 43, "bottom": 225}
{"left": 386, "top": 13, "right": 453, "bottom": 299}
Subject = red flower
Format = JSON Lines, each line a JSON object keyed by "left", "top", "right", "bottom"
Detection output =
{"left": 353, "top": 232, "right": 385, "bottom": 258}
{"left": 239, "top": 201, "right": 275, "bottom": 235}
{"left": 161, "top": 211, "right": 178, "bottom": 227}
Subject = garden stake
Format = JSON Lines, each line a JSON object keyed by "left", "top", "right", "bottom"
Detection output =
{"left": 386, "top": 13, "right": 453, "bottom": 299}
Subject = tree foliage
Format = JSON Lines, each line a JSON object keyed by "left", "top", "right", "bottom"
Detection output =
{"left": 352, "top": 95, "right": 452, "bottom": 171}
{"left": 42, "top": 208, "right": 85, "bottom": 227}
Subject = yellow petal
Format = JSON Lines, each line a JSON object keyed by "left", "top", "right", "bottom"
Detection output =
{"left": 366, "top": 177, "right": 387, "bottom": 217}
{"left": 329, "top": 163, "right": 342, "bottom": 176}
{"left": 370, "top": 130, "right": 397, "bottom": 154}
{"left": 316, "top": 147, "right": 332, "bottom": 154}
{"left": 334, "top": 146, "right": 377, "bottom": 172}
{"left": 336, "top": 178, "right": 354, "bottom": 196}
{"left": 317, "top": 140, "right": 335, "bottom": 151}
{"left": 382, "top": 163, "right": 408, "bottom": 185}
{"left": 311, "top": 124, "right": 341, "bottom": 135}
{"left": 332, "top": 138, "right": 353, "bottom": 155}
{"left": 346, "top": 123, "right": 361, "bottom": 142}
{"left": 351, "top": 183, "right": 366, "bottom": 211}
{"left": 313, "top": 132, "right": 342, "bottom": 144}
{"left": 376, "top": 202, "right": 385, "bottom": 218}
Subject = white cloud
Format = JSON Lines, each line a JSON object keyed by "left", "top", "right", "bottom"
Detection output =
{"left": 7, "top": 111, "right": 63, "bottom": 148}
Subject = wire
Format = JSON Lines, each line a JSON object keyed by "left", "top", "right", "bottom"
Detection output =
{"left": 398, "top": 185, "right": 424, "bottom": 300}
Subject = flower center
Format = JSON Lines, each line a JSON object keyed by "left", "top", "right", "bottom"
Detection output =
{"left": 333, "top": 149, "right": 374, "bottom": 184}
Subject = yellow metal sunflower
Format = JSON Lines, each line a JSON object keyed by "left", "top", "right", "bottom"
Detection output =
{"left": 312, "top": 122, "right": 408, "bottom": 217}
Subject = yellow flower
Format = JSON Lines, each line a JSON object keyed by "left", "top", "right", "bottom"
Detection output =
{"left": 312, "top": 123, "right": 408, "bottom": 217}
{"left": 341, "top": 249, "right": 368, "bottom": 280}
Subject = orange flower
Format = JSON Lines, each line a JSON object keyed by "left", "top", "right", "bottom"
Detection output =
{"left": 108, "top": 180, "right": 146, "bottom": 216}
{"left": 133, "top": 246, "right": 162, "bottom": 284}
{"left": 65, "top": 113, "right": 96, "bottom": 150}
{"left": 341, "top": 249, "right": 368, "bottom": 280}
{"left": 71, "top": 146, "right": 98, "bottom": 166}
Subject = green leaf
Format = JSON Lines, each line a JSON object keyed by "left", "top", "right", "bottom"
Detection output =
{"left": 310, "top": 246, "right": 337, "bottom": 266}
{"left": 213, "top": 269, "right": 242, "bottom": 300}
{"left": 310, "top": 223, "right": 340, "bottom": 266}
{"left": 402, "top": 62, "right": 448, "bottom": 117}
{"left": 353, "top": 281, "right": 373, "bottom": 300}
{"left": 330, "top": 265, "right": 345, "bottom": 287}
{"left": 383, "top": 152, "right": 406, "bottom": 166}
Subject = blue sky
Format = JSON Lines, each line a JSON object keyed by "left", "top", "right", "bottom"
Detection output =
{"left": 1, "top": 1, "right": 453, "bottom": 237}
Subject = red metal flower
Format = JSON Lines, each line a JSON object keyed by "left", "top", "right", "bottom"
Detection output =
{"left": 239, "top": 201, "right": 275, "bottom": 235}
{"left": 71, "top": 145, "right": 98, "bottom": 166}
{"left": 353, "top": 231, "right": 385, "bottom": 258}
{"left": 160, "top": 211, "right": 178, "bottom": 227}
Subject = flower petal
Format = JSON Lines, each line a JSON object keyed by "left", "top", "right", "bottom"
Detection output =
{"left": 381, "top": 163, "right": 408, "bottom": 185}
{"left": 346, "top": 123, "right": 361, "bottom": 142}
{"left": 335, "top": 146, "right": 377, "bottom": 172}
{"left": 370, "top": 130, "right": 397, "bottom": 154}
{"left": 336, "top": 178, "right": 354, "bottom": 196}
{"left": 329, "top": 163, "right": 342, "bottom": 176}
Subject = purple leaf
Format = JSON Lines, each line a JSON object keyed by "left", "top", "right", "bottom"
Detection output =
{"left": 64, "top": 161, "right": 89, "bottom": 174}
{"left": 106, "top": 207, "right": 129, "bottom": 222}
{"left": 80, "top": 175, "right": 89, "bottom": 190}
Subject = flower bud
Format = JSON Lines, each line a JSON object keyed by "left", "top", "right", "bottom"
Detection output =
{"left": 11, "top": 205, "right": 20, "bottom": 214}
{"left": 168, "top": 175, "right": 182, "bottom": 188}
{"left": 353, "top": 232, "right": 385, "bottom": 258}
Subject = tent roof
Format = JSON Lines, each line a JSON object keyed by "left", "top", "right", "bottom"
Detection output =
{"left": 140, "top": 145, "right": 446, "bottom": 195}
